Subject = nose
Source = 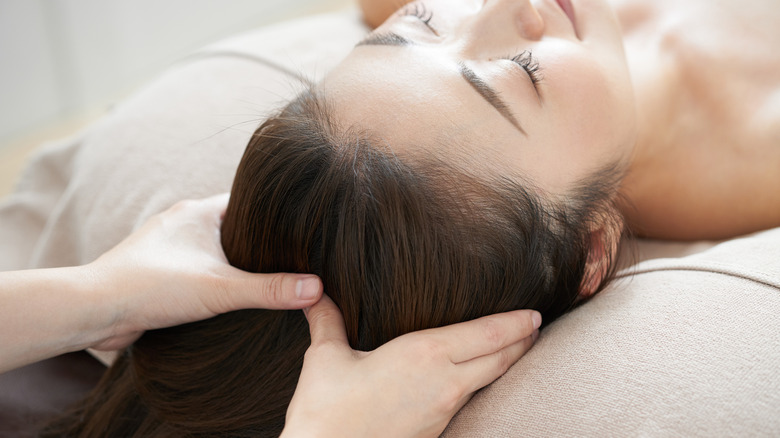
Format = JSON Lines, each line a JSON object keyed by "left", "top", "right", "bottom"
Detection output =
{"left": 470, "top": 0, "right": 545, "bottom": 44}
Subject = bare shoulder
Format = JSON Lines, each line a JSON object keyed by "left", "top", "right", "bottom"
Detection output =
{"left": 622, "top": 141, "right": 780, "bottom": 241}
{"left": 622, "top": 74, "right": 780, "bottom": 241}
{"left": 620, "top": 0, "right": 780, "bottom": 240}
{"left": 622, "top": 88, "right": 780, "bottom": 240}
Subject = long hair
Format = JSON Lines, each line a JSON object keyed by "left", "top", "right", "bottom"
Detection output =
{"left": 41, "top": 90, "right": 624, "bottom": 437}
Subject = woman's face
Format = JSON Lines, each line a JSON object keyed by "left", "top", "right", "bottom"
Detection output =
{"left": 319, "top": 0, "right": 637, "bottom": 193}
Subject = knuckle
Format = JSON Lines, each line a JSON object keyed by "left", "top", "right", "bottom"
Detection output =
{"left": 306, "top": 308, "right": 328, "bottom": 331}
{"left": 495, "top": 348, "right": 514, "bottom": 374}
{"left": 480, "top": 318, "right": 505, "bottom": 348}
{"left": 203, "top": 274, "right": 233, "bottom": 313}
{"left": 412, "top": 337, "right": 446, "bottom": 361}
{"left": 264, "top": 273, "right": 287, "bottom": 305}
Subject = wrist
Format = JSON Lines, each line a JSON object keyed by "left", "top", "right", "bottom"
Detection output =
{"left": 0, "top": 264, "right": 119, "bottom": 372}
{"left": 77, "top": 261, "right": 127, "bottom": 348}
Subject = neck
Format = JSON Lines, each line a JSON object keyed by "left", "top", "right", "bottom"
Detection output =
{"left": 612, "top": 0, "right": 686, "bottom": 225}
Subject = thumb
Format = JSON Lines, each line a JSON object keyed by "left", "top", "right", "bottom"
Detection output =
{"left": 304, "top": 294, "right": 349, "bottom": 347}
{"left": 223, "top": 271, "right": 323, "bottom": 310}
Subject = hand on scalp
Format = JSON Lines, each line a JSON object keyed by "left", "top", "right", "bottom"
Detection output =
{"left": 282, "top": 295, "right": 542, "bottom": 438}
{"left": 87, "top": 193, "right": 323, "bottom": 351}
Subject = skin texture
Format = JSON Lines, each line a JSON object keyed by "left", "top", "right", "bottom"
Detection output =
{"left": 615, "top": 0, "right": 780, "bottom": 239}
{"left": 323, "top": 0, "right": 638, "bottom": 195}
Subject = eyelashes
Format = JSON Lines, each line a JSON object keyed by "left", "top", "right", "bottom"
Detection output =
{"left": 401, "top": 3, "right": 435, "bottom": 28}
{"left": 400, "top": 2, "right": 543, "bottom": 88}
{"left": 400, "top": 3, "right": 439, "bottom": 35}
{"left": 505, "top": 51, "right": 543, "bottom": 85}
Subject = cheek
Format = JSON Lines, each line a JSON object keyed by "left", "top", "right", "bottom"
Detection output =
{"left": 543, "top": 50, "right": 635, "bottom": 156}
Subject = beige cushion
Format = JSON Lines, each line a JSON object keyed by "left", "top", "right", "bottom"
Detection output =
{"left": 0, "top": 8, "right": 368, "bottom": 271}
{"left": 445, "top": 228, "right": 780, "bottom": 436}
{"left": 1, "top": 8, "right": 777, "bottom": 436}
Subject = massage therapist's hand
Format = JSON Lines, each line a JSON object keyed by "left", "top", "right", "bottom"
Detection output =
{"left": 0, "top": 193, "right": 322, "bottom": 373}
{"left": 282, "top": 295, "right": 541, "bottom": 438}
{"left": 87, "top": 193, "right": 323, "bottom": 350}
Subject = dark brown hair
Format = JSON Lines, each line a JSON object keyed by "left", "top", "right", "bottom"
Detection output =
{"left": 41, "top": 90, "right": 624, "bottom": 437}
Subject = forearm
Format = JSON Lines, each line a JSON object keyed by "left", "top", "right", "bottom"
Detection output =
{"left": 0, "top": 265, "right": 115, "bottom": 373}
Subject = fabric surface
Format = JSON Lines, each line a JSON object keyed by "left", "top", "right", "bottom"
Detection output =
{"left": 0, "top": 8, "right": 777, "bottom": 437}
{"left": 0, "top": 8, "right": 368, "bottom": 272}
{"left": 0, "top": 352, "right": 105, "bottom": 438}
{"left": 444, "top": 228, "right": 780, "bottom": 437}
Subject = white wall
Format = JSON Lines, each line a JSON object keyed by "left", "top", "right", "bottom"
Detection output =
{"left": 0, "top": 1, "right": 62, "bottom": 146}
{"left": 0, "top": 0, "right": 346, "bottom": 149}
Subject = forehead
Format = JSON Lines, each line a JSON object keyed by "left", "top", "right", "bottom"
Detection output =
{"left": 316, "top": 46, "right": 518, "bottom": 166}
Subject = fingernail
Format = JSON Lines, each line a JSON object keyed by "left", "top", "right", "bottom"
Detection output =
{"left": 532, "top": 311, "right": 542, "bottom": 329}
{"left": 295, "top": 275, "right": 321, "bottom": 300}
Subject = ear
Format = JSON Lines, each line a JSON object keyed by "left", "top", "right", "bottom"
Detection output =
{"left": 579, "top": 228, "right": 612, "bottom": 298}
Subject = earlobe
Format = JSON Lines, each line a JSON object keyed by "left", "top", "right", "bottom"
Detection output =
{"left": 579, "top": 228, "right": 610, "bottom": 298}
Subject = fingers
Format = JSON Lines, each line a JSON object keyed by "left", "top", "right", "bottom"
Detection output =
{"left": 433, "top": 309, "right": 542, "bottom": 364}
{"left": 170, "top": 194, "right": 324, "bottom": 312}
{"left": 440, "top": 335, "right": 534, "bottom": 419}
{"left": 304, "top": 294, "right": 349, "bottom": 347}
{"left": 457, "top": 330, "right": 538, "bottom": 394}
{"left": 224, "top": 272, "right": 323, "bottom": 310}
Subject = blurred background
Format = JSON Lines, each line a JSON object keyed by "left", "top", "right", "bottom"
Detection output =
{"left": 0, "top": 0, "right": 351, "bottom": 193}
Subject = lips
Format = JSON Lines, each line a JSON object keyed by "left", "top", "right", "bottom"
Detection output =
{"left": 555, "top": 0, "right": 577, "bottom": 30}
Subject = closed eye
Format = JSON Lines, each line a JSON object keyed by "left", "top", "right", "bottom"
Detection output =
{"left": 355, "top": 7, "right": 530, "bottom": 135}
{"left": 399, "top": 2, "right": 439, "bottom": 35}
{"left": 399, "top": 3, "right": 541, "bottom": 95}
{"left": 503, "top": 50, "right": 543, "bottom": 89}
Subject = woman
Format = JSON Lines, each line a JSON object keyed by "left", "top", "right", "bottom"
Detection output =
{"left": 353, "top": 0, "right": 779, "bottom": 241}
{"left": 42, "top": 0, "right": 779, "bottom": 436}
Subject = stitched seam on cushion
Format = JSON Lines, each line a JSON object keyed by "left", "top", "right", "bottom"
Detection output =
{"left": 624, "top": 258, "right": 779, "bottom": 280}
{"left": 175, "top": 49, "right": 313, "bottom": 86}
{"left": 616, "top": 262, "right": 780, "bottom": 291}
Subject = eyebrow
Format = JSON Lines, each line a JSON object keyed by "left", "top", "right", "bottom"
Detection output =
{"left": 356, "top": 32, "right": 526, "bottom": 135}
